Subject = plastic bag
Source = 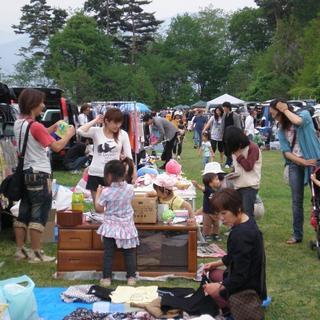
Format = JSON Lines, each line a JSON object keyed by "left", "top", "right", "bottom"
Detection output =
{"left": 55, "top": 185, "right": 73, "bottom": 211}
{"left": 0, "top": 275, "right": 39, "bottom": 320}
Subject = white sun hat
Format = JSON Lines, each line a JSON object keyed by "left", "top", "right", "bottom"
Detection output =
{"left": 202, "top": 162, "right": 225, "bottom": 176}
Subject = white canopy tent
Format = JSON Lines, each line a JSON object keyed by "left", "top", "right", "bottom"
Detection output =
{"left": 207, "top": 93, "right": 245, "bottom": 107}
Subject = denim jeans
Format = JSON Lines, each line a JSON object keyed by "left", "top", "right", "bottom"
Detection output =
{"left": 288, "top": 163, "right": 305, "bottom": 241}
{"left": 103, "top": 237, "right": 136, "bottom": 278}
{"left": 18, "top": 169, "right": 52, "bottom": 226}
{"left": 64, "top": 156, "right": 89, "bottom": 171}
{"left": 237, "top": 187, "right": 258, "bottom": 218}
{"left": 203, "top": 156, "right": 210, "bottom": 168}
{"left": 193, "top": 130, "right": 202, "bottom": 148}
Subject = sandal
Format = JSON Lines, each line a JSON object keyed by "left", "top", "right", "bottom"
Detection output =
{"left": 286, "top": 238, "right": 302, "bottom": 244}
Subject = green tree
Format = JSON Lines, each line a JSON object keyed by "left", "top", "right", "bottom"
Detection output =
{"left": 84, "top": 0, "right": 123, "bottom": 34}
{"left": 12, "top": 0, "right": 67, "bottom": 57}
{"left": 45, "top": 13, "right": 115, "bottom": 102}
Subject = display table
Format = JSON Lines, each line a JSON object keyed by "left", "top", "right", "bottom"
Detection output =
{"left": 57, "top": 222, "right": 197, "bottom": 278}
{"left": 134, "top": 183, "right": 197, "bottom": 210}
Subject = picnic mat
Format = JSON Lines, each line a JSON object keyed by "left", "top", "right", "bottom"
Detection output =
{"left": 34, "top": 287, "right": 125, "bottom": 320}
{"left": 197, "top": 243, "right": 226, "bottom": 258}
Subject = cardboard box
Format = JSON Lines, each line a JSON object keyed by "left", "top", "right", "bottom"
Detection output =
{"left": 132, "top": 196, "right": 157, "bottom": 224}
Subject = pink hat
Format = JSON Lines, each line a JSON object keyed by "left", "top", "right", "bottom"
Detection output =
{"left": 154, "top": 173, "right": 177, "bottom": 190}
{"left": 165, "top": 159, "right": 182, "bottom": 176}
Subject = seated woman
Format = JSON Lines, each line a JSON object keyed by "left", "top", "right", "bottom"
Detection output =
{"left": 203, "top": 188, "right": 266, "bottom": 315}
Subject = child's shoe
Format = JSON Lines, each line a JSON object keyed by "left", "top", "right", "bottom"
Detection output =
{"left": 204, "top": 235, "right": 212, "bottom": 242}
{"left": 100, "top": 278, "right": 112, "bottom": 287}
{"left": 127, "top": 277, "right": 136, "bottom": 286}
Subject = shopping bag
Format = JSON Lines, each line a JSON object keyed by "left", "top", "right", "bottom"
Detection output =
{"left": 0, "top": 275, "right": 39, "bottom": 320}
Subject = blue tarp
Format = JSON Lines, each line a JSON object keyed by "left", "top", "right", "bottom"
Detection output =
{"left": 34, "top": 287, "right": 124, "bottom": 320}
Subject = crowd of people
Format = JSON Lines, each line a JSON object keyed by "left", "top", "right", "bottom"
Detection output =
{"left": 9, "top": 88, "right": 320, "bottom": 319}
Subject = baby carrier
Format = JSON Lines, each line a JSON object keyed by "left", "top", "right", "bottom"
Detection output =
{"left": 309, "top": 166, "right": 320, "bottom": 259}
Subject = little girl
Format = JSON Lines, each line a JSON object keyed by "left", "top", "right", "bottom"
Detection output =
{"left": 147, "top": 173, "right": 195, "bottom": 224}
{"left": 95, "top": 160, "right": 139, "bottom": 287}
{"left": 200, "top": 132, "right": 214, "bottom": 168}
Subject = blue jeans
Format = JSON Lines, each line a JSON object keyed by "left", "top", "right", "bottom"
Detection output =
{"left": 103, "top": 237, "right": 136, "bottom": 278}
{"left": 193, "top": 130, "right": 202, "bottom": 148}
{"left": 203, "top": 156, "right": 210, "bottom": 168}
{"left": 237, "top": 187, "right": 258, "bottom": 218}
{"left": 288, "top": 163, "right": 305, "bottom": 241}
{"left": 64, "top": 156, "right": 89, "bottom": 171}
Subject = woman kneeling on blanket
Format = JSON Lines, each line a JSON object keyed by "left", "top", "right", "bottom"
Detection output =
{"left": 203, "top": 188, "right": 266, "bottom": 317}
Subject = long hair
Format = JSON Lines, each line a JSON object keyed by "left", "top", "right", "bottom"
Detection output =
{"left": 103, "top": 108, "right": 124, "bottom": 143}
{"left": 224, "top": 126, "right": 250, "bottom": 154}
{"left": 269, "top": 99, "right": 294, "bottom": 131}
{"left": 214, "top": 106, "right": 224, "bottom": 121}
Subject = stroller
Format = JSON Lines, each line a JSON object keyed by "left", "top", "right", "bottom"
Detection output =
{"left": 309, "top": 167, "right": 320, "bottom": 259}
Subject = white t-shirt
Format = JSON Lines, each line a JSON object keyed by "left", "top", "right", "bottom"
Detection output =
{"left": 245, "top": 115, "right": 255, "bottom": 137}
{"left": 78, "top": 113, "right": 88, "bottom": 126}
{"left": 14, "top": 118, "right": 54, "bottom": 174}
{"left": 78, "top": 127, "right": 132, "bottom": 177}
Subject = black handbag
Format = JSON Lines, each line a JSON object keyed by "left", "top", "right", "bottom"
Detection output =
{"left": 0, "top": 121, "right": 33, "bottom": 201}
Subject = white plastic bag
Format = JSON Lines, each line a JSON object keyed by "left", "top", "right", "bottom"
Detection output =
{"left": 55, "top": 185, "right": 73, "bottom": 211}
{"left": 0, "top": 275, "right": 39, "bottom": 320}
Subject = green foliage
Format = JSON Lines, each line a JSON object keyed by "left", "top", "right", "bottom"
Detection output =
{"left": 12, "top": 0, "right": 68, "bottom": 57}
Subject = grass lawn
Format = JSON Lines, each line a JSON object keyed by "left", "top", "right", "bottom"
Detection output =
{"left": 0, "top": 132, "right": 319, "bottom": 319}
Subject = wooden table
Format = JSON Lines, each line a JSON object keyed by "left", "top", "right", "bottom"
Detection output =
{"left": 57, "top": 222, "right": 198, "bottom": 278}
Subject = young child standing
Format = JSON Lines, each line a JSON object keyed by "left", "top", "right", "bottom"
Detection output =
{"left": 147, "top": 173, "right": 195, "bottom": 224}
{"left": 95, "top": 160, "right": 139, "bottom": 287}
{"left": 200, "top": 132, "right": 214, "bottom": 168}
{"left": 192, "top": 162, "right": 225, "bottom": 241}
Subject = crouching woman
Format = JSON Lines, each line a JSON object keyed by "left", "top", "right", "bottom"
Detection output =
{"left": 203, "top": 188, "right": 266, "bottom": 318}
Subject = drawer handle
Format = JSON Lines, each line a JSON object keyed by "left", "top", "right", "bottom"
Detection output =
{"left": 69, "top": 259, "right": 81, "bottom": 263}
{"left": 70, "top": 238, "right": 81, "bottom": 241}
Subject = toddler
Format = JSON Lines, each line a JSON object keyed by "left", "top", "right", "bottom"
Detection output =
{"left": 192, "top": 162, "right": 225, "bottom": 241}
{"left": 147, "top": 173, "right": 195, "bottom": 224}
{"left": 200, "top": 132, "right": 214, "bottom": 168}
{"left": 95, "top": 160, "right": 139, "bottom": 287}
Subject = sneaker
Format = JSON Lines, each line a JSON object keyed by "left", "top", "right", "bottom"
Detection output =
{"left": 212, "top": 234, "right": 222, "bottom": 242}
{"left": 15, "top": 247, "right": 29, "bottom": 260}
{"left": 28, "top": 250, "right": 55, "bottom": 263}
{"left": 127, "top": 277, "right": 136, "bottom": 286}
{"left": 177, "top": 155, "right": 181, "bottom": 160}
{"left": 204, "top": 235, "right": 213, "bottom": 242}
{"left": 100, "top": 278, "right": 112, "bottom": 287}
{"left": 71, "top": 170, "right": 81, "bottom": 175}
{"left": 224, "top": 164, "right": 230, "bottom": 169}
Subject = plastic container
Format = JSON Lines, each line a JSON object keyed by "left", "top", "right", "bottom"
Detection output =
{"left": 72, "top": 192, "right": 84, "bottom": 212}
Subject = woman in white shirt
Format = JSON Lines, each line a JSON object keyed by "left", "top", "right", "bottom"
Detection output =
{"left": 77, "top": 108, "right": 133, "bottom": 208}
{"left": 78, "top": 103, "right": 91, "bottom": 126}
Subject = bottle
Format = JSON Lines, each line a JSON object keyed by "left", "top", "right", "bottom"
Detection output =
{"left": 72, "top": 192, "right": 84, "bottom": 212}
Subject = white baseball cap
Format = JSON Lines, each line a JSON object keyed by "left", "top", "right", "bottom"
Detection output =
{"left": 202, "top": 162, "right": 225, "bottom": 176}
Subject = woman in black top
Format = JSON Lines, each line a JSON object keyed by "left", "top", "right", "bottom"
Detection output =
{"left": 203, "top": 188, "right": 266, "bottom": 310}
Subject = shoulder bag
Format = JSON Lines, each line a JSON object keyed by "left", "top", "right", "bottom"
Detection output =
{"left": 228, "top": 238, "right": 266, "bottom": 320}
{"left": 0, "top": 120, "right": 33, "bottom": 201}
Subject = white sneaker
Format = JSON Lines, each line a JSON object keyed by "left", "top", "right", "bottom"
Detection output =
{"left": 224, "top": 164, "right": 230, "bottom": 169}
{"left": 15, "top": 247, "right": 29, "bottom": 260}
{"left": 177, "top": 155, "right": 181, "bottom": 160}
{"left": 127, "top": 277, "right": 136, "bottom": 286}
{"left": 28, "top": 250, "right": 56, "bottom": 263}
{"left": 71, "top": 170, "right": 80, "bottom": 175}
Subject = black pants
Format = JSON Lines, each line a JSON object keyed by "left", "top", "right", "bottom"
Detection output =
{"left": 103, "top": 237, "right": 136, "bottom": 278}
{"left": 161, "top": 135, "right": 177, "bottom": 167}
{"left": 173, "top": 137, "right": 183, "bottom": 156}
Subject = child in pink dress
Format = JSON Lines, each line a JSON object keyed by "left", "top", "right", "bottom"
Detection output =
{"left": 95, "top": 160, "right": 139, "bottom": 287}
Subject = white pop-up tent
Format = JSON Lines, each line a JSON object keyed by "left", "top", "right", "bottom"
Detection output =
{"left": 207, "top": 93, "right": 245, "bottom": 106}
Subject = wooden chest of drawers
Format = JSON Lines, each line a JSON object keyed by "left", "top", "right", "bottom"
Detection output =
{"left": 57, "top": 222, "right": 197, "bottom": 277}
